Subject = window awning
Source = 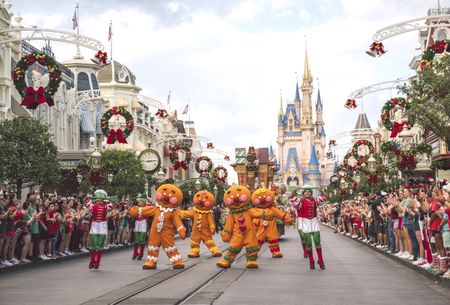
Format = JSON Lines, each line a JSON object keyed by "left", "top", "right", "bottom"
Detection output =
{"left": 81, "top": 109, "right": 96, "bottom": 134}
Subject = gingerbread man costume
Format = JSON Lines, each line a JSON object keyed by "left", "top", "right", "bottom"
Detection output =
{"left": 216, "top": 185, "right": 271, "bottom": 268}
{"left": 129, "top": 184, "right": 186, "bottom": 269}
{"left": 252, "top": 188, "right": 292, "bottom": 258}
{"left": 178, "top": 190, "right": 222, "bottom": 258}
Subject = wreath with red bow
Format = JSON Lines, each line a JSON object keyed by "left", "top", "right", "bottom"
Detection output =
{"left": 380, "top": 97, "right": 414, "bottom": 138}
{"left": 351, "top": 140, "right": 374, "bottom": 162}
{"left": 213, "top": 166, "right": 228, "bottom": 183}
{"left": 195, "top": 156, "right": 213, "bottom": 174}
{"left": 101, "top": 106, "right": 134, "bottom": 144}
{"left": 12, "top": 52, "right": 62, "bottom": 109}
{"left": 169, "top": 145, "right": 192, "bottom": 170}
{"left": 420, "top": 39, "right": 450, "bottom": 69}
{"left": 381, "top": 141, "right": 431, "bottom": 175}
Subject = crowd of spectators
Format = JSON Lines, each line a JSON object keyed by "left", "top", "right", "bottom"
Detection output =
{"left": 320, "top": 180, "right": 450, "bottom": 278}
{"left": 0, "top": 190, "right": 227, "bottom": 268}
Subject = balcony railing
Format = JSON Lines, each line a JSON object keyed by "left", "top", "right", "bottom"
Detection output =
{"left": 428, "top": 7, "right": 450, "bottom": 16}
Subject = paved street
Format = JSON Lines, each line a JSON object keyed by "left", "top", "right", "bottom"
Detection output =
{"left": 1, "top": 227, "right": 449, "bottom": 305}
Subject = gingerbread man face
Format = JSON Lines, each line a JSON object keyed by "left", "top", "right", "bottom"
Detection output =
{"left": 223, "top": 185, "right": 251, "bottom": 209}
{"left": 193, "top": 190, "right": 216, "bottom": 210}
{"left": 155, "top": 184, "right": 183, "bottom": 208}
{"left": 251, "top": 188, "right": 275, "bottom": 208}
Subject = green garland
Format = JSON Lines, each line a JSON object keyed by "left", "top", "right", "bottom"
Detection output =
{"left": 380, "top": 97, "right": 414, "bottom": 131}
{"left": 12, "top": 52, "right": 62, "bottom": 108}
{"left": 101, "top": 106, "right": 134, "bottom": 138}
{"left": 420, "top": 39, "right": 450, "bottom": 69}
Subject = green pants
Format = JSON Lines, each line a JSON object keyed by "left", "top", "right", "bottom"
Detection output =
{"left": 134, "top": 232, "right": 147, "bottom": 245}
{"left": 299, "top": 231, "right": 321, "bottom": 251}
{"left": 90, "top": 234, "right": 106, "bottom": 250}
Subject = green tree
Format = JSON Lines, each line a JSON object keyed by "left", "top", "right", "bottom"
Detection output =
{"left": 0, "top": 116, "right": 60, "bottom": 199}
{"left": 78, "top": 150, "right": 146, "bottom": 198}
{"left": 399, "top": 56, "right": 450, "bottom": 143}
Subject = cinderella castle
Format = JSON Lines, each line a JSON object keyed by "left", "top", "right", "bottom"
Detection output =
{"left": 276, "top": 49, "right": 333, "bottom": 189}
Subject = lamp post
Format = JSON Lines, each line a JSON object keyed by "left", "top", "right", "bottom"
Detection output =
{"left": 107, "top": 173, "right": 114, "bottom": 184}
{"left": 194, "top": 179, "right": 202, "bottom": 191}
{"left": 213, "top": 185, "right": 218, "bottom": 197}
{"left": 76, "top": 173, "right": 83, "bottom": 184}
{"left": 91, "top": 148, "right": 102, "bottom": 170}
{"left": 368, "top": 154, "right": 377, "bottom": 173}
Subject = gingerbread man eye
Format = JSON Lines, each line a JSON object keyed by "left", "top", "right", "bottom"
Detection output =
{"left": 171, "top": 190, "right": 176, "bottom": 194}
{"left": 163, "top": 188, "right": 167, "bottom": 191}
{"left": 226, "top": 191, "right": 231, "bottom": 195}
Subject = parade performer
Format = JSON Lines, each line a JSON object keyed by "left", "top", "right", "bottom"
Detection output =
{"left": 216, "top": 185, "right": 272, "bottom": 268}
{"left": 292, "top": 185, "right": 325, "bottom": 269}
{"left": 129, "top": 183, "right": 186, "bottom": 269}
{"left": 290, "top": 189, "right": 308, "bottom": 258}
{"left": 88, "top": 190, "right": 113, "bottom": 269}
{"left": 252, "top": 187, "right": 292, "bottom": 258}
{"left": 132, "top": 197, "right": 148, "bottom": 260}
{"left": 178, "top": 190, "right": 222, "bottom": 258}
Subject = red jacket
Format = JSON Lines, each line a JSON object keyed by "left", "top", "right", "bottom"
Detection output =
{"left": 296, "top": 197, "right": 318, "bottom": 219}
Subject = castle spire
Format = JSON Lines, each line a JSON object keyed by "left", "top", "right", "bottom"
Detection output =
{"left": 279, "top": 89, "right": 284, "bottom": 115}
{"left": 303, "top": 41, "right": 312, "bottom": 81}
{"left": 295, "top": 73, "right": 301, "bottom": 102}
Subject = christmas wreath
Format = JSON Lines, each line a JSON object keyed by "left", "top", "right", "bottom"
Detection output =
{"left": 213, "top": 166, "right": 228, "bottom": 183}
{"left": 169, "top": 145, "right": 192, "bottom": 170}
{"left": 420, "top": 39, "right": 450, "bottom": 69}
{"left": 12, "top": 52, "right": 62, "bottom": 109}
{"left": 380, "top": 97, "right": 414, "bottom": 138}
{"left": 380, "top": 141, "right": 401, "bottom": 156}
{"left": 351, "top": 140, "right": 374, "bottom": 162}
{"left": 195, "top": 156, "right": 213, "bottom": 174}
{"left": 101, "top": 106, "right": 134, "bottom": 144}
{"left": 342, "top": 152, "right": 357, "bottom": 172}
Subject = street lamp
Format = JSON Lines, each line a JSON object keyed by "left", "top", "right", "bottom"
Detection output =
{"left": 91, "top": 148, "right": 102, "bottom": 169}
{"left": 213, "top": 185, "right": 218, "bottom": 197}
{"left": 194, "top": 179, "right": 202, "bottom": 191}
{"left": 76, "top": 173, "right": 83, "bottom": 184}
{"left": 368, "top": 154, "right": 377, "bottom": 172}
{"left": 107, "top": 173, "right": 114, "bottom": 184}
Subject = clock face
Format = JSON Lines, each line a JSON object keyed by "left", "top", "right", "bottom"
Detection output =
{"left": 140, "top": 149, "right": 161, "bottom": 173}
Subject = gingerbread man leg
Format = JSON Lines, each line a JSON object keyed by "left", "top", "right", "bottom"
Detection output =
{"left": 267, "top": 223, "right": 282, "bottom": 258}
{"left": 144, "top": 233, "right": 161, "bottom": 269}
{"left": 161, "top": 232, "right": 184, "bottom": 269}
{"left": 256, "top": 225, "right": 267, "bottom": 251}
{"left": 188, "top": 229, "right": 201, "bottom": 258}
{"left": 244, "top": 232, "right": 259, "bottom": 268}
{"left": 202, "top": 230, "right": 221, "bottom": 257}
{"left": 217, "top": 236, "right": 243, "bottom": 268}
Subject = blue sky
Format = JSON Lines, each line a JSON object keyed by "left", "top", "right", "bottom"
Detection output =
{"left": 10, "top": 0, "right": 445, "bottom": 180}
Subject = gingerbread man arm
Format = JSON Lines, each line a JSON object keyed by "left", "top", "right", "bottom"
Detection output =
{"left": 129, "top": 206, "right": 156, "bottom": 218}
{"left": 206, "top": 212, "right": 216, "bottom": 234}
{"left": 172, "top": 211, "right": 187, "bottom": 240}
{"left": 270, "top": 206, "right": 292, "bottom": 224}
{"left": 221, "top": 214, "right": 234, "bottom": 242}
{"left": 177, "top": 209, "right": 195, "bottom": 219}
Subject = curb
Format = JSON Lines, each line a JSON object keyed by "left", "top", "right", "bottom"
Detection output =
{"left": 322, "top": 224, "right": 450, "bottom": 290}
{"left": 0, "top": 245, "right": 132, "bottom": 277}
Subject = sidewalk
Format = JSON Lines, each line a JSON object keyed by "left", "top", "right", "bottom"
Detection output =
{"left": 0, "top": 244, "right": 132, "bottom": 276}
{"left": 323, "top": 224, "right": 450, "bottom": 289}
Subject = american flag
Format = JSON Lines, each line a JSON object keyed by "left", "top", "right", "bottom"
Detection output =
{"left": 72, "top": 10, "right": 78, "bottom": 30}
{"left": 182, "top": 104, "right": 189, "bottom": 115}
{"left": 108, "top": 22, "right": 112, "bottom": 41}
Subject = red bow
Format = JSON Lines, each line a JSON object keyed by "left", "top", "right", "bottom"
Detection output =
{"left": 390, "top": 121, "right": 406, "bottom": 138}
{"left": 370, "top": 42, "right": 385, "bottom": 54}
{"left": 106, "top": 129, "right": 128, "bottom": 144}
{"left": 21, "top": 86, "right": 53, "bottom": 109}
{"left": 173, "top": 161, "right": 188, "bottom": 170}
{"left": 155, "top": 109, "right": 167, "bottom": 118}
{"left": 224, "top": 156, "right": 230, "bottom": 161}
{"left": 207, "top": 143, "right": 214, "bottom": 149}
{"left": 95, "top": 51, "right": 108, "bottom": 64}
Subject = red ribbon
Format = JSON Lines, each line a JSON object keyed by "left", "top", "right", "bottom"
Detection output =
{"left": 173, "top": 161, "right": 188, "bottom": 170}
{"left": 106, "top": 129, "right": 127, "bottom": 144}
{"left": 21, "top": 86, "right": 53, "bottom": 109}
{"left": 95, "top": 51, "right": 108, "bottom": 64}
{"left": 390, "top": 121, "right": 406, "bottom": 138}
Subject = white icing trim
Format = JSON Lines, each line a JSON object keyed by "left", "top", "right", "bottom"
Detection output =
{"left": 138, "top": 207, "right": 143, "bottom": 218}
{"left": 148, "top": 245, "right": 159, "bottom": 251}
{"left": 155, "top": 202, "right": 174, "bottom": 213}
{"left": 177, "top": 226, "right": 183, "bottom": 232}
{"left": 169, "top": 254, "right": 182, "bottom": 262}
{"left": 147, "top": 255, "right": 158, "bottom": 262}
{"left": 164, "top": 246, "right": 177, "bottom": 253}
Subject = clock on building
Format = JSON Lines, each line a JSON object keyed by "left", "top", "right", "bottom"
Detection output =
{"left": 139, "top": 149, "right": 161, "bottom": 173}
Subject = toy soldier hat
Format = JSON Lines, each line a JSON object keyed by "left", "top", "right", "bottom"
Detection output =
{"left": 109, "top": 195, "right": 118, "bottom": 203}
{"left": 136, "top": 197, "right": 146, "bottom": 203}
{"left": 94, "top": 189, "right": 108, "bottom": 200}
{"left": 300, "top": 184, "right": 313, "bottom": 194}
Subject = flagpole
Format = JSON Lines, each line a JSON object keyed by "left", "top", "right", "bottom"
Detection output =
{"left": 110, "top": 20, "right": 113, "bottom": 60}
{"left": 76, "top": 3, "right": 80, "bottom": 56}
{"left": 187, "top": 99, "right": 190, "bottom": 137}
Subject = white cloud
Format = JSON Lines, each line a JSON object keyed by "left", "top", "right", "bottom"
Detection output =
{"left": 226, "top": 0, "right": 264, "bottom": 22}
{"left": 298, "top": 9, "right": 311, "bottom": 20}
